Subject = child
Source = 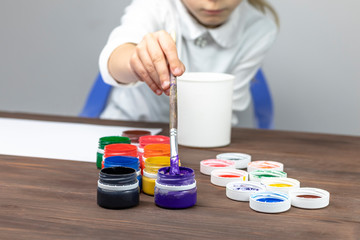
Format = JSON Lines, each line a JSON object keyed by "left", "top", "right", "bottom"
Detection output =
{"left": 99, "top": 0, "right": 278, "bottom": 125}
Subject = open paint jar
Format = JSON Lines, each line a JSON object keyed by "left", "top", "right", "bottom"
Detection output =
{"left": 138, "top": 135, "right": 170, "bottom": 173}
{"left": 122, "top": 130, "right": 151, "bottom": 144}
{"left": 249, "top": 169, "right": 287, "bottom": 182}
{"left": 97, "top": 166, "right": 139, "bottom": 209}
{"left": 247, "top": 160, "right": 284, "bottom": 173}
{"left": 96, "top": 136, "right": 130, "bottom": 169}
{"left": 103, "top": 156, "right": 142, "bottom": 189}
{"left": 142, "top": 156, "right": 174, "bottom": 196}
{"left": 102, "top": 144, "right": 138, "bottom": 169}
{"left": 154, "top": 167, "right": 197, "bottom": 209}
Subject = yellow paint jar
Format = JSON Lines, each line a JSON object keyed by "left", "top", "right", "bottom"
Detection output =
{"left": 142, "top": 156, "right": 181, "bottom": 196}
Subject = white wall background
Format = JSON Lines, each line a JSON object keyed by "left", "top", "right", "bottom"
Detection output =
{"left": 0, "top": 0, "right": 359, "bottom": 136}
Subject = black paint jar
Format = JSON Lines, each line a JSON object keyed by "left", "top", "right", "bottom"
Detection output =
{"left": 97, "top": 167, "right": 139, "bottom": 209}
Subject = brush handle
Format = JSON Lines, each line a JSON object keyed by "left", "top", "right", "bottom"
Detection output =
{"left": 169, "top": 73, "right": 179, "bottom": 175}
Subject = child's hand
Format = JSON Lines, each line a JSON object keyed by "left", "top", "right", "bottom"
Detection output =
{"left": 129, "top": 30, "right": 185, "bottom": 96}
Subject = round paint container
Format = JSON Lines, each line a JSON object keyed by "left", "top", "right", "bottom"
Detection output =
{"left": 226, "top": 181, "right": 266, "bottom": 201}
{"left": 122, "top": 130, "right": 151, "bottom": 144}
{"left": 247, "top": 160, "right": 284, "bottom": 173}
{"left": 154, "top": 167, "right": 197, "bottom": 209}
{"left": 249, "top": 191, "right": 291, "bottom": 213}
{"left": 216, "top": 153, "right": 251, "bottom": 169}
{"left": 142, "top": 156, "right": 174, "bottom": 196}
{"left": 102, "top": 143, "right": 138, "bottom": 169}
{"left": 96, "top": 136, "right": 130, "bottom": 169}
{"left": 200, "top": 159, "right": 236, "bottom": 175}
{"left": 104, "top": 156, "right": 142, "bottom": 189}
{"left": 249, "top": 169, "right": 287, "bottom": 182}
{"left": 97, "top": 167, "right": 139, "bottom": 209}
{"left": 210, "top": 169, "right": 248, "bottom": 187}
{"left": 261, "top": 177, "right": 300, "bottom": 193}
{"left": 138, "top": 135, "right": 170, "bottom": 174}
{"left": 289, "top": 187, "right": 330, "bottom": 209}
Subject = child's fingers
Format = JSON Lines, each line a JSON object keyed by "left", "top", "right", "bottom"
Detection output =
{"left": 145, "top": 33, "right": 170, "bottom": 90}
{"left": 157, "top": 31, "right": 185, "bottom": 77}
{"left": 136, "top": 39, "right": 163, "bottom": 92}
{"left": 130, "top": 53, "right": 162, "bottom": 95}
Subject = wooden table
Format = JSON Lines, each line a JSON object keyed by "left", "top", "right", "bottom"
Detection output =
{"left": 0, "top": 112, "right": 359, "bottom": 240}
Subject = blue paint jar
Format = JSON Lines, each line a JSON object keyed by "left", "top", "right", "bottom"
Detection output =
{"left": 103, "top": 156, "right": 142, "bottom": 189}
{"left": 97, "top": 167, "right": 139, "bottom": 209}
{"left": 154, "top": 167, "right": 197, "bottom": 209}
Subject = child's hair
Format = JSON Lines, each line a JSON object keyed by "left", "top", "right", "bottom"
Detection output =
{"left": 248, "top": 0, "right": 279, "bottom": 26}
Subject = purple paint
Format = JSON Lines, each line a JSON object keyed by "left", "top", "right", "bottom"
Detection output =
{"left": 154, "top": 167, "right": 197, "bottom": 209}
{"left": 170, "top": 155, "right": 180, "bottom": 175}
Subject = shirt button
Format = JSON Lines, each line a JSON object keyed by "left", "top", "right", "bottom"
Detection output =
{"left": 194, "top": 37, "right": 207, "bottom": 47}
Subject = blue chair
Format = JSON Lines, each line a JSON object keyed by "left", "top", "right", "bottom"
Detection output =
{"left": 80, "top": 70, "right": 274, "bottom": 129}
{"left": 250, "top": 69, "right": 274, "bottom": 129}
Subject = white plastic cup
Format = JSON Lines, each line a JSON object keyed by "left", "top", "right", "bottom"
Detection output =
{"left": 177, "top": 72, "right": 234, "bottom": 148}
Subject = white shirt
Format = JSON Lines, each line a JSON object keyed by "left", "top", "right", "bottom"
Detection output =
{"left": 99, "top": 0, "right": 277, "bottom": 125}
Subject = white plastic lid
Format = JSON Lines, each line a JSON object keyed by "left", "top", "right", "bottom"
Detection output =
{"left": 289, "top": 187, "right": 330, "bottom": 209}
{"left": 249, "top": 191, "right": 291, "bottom": 213}
{"left": 216, "top": 153, "right": 251, "bottom": 169}
{"left": 249, "top": 169, "right": 287, "bottom": 182}
{"left": 226, "top": 181, "right": 266, "bottom": 201}
{"left": 200, "top": 159, "right": 236, "bottom": 175}
{"left": 261, "top": 177, "right": 300, "bottom": 193}
{"left": 210, "top": 169, "right": 248, "bottom": 187}
{"left": 247, "top": 160, "right": 284, "bottom": 173}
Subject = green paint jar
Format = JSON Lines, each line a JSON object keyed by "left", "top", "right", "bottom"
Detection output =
{"left": 96, "top": 136, "right": 131, "bottom": 169}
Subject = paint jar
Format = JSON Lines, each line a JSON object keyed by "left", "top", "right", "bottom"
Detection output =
{"left": 122, "top": 130, "right": 151, "bottom": 145}
{"left": 143, "top": 144, "right": 170, "bottom": 173}
{"left": 154, "top": 167, "right": 197, "bottom": 209}
{"left": 96, "top": 136, "right": 130, "bottom": 169}
{"left": 102, "top": 143, "right": 138, "bottom": 169}
{"left": 142, "top": 156, "right": 171, "bottom": 196}
{"left": 138, "top": 135, "right": 170, "bottom": 173}
{"left": 97, "top": 166, "right": 139, "bottom": 209}
{"left": 104, "top": 156, "right": 142, "bottom": 189}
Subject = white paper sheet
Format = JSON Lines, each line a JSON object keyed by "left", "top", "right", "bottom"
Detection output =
{"left": 0, "top": 118, "right": 162, "bottom": 162}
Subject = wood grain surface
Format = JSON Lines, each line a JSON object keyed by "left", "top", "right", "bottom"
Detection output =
{"left": 0, "top": 112, "right": 359, "bottom": 240}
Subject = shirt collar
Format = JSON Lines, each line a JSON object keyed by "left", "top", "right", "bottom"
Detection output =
{"left": 175, "top": 0, "right": 248, "bottom": 48}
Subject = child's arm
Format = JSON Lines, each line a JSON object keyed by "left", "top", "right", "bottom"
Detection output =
{"left": 108, "top": 30, "right": 185, "bottom": 96}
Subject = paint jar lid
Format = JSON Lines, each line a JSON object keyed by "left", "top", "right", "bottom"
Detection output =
{"left": 261, "top": 177, "right": 300, "bottom": 193}
{"left": 247, "top": 160, "right": 284, "bottom": 173}
{"left": 226, "top": 181, "right": 266, "bottom": 201}
{"left": 200, "top": 159, "right": 236, "bottom": 175}
{"left": 289, "top": 187, "right": 330, "bottom": 209}
{"left": 216, "top": 152, "right": 251, "bottom": 169}
{"left": 210, "top": 169, "right": 248, "bottom": 187}
{"left": 249, "top": 191, "right": 291, "bottom": 213}
{"left": 249, "top": 169, "right": 287, "bottom": 182}
{"left": 104, "top": 143, "right": 138, "bottom": 158}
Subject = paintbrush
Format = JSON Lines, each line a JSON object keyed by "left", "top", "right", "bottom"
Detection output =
{"left": 169, "top": 31, "right": 180, "bottom": 175}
